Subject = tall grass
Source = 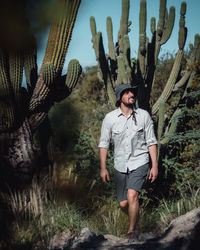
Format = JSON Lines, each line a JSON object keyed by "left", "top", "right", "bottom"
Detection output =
{"left": 1, "top": 166, "right": 199, "bottom": 249}
{"left": 158, "top": 184, "right": 200, "bottom": 231}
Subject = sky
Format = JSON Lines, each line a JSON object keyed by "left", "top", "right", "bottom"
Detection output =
{"left": 37, "top": 0, "right": 200, "bottom": 72}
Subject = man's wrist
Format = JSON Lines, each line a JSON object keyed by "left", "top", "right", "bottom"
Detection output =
{"left": 151, "top": 163, "right": 158, "bottom": 169}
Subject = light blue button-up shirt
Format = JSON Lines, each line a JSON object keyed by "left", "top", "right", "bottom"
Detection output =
{"left": 98, "top": 107, "right": 157, "bottom": 173}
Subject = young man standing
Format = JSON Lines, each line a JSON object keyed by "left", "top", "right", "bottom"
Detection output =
{"left": 98, "top": 84, "right": 158, "bottom": 242}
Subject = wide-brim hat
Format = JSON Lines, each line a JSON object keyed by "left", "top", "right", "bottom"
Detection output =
{"left": 115, "top": 83, "right": 138, "bottom": 106}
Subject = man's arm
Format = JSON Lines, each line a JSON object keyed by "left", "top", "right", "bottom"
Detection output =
{"left": 148, "top": 144, "right": 158, "bottom": 183}
{"left": 99, "top": 147, "right": 110, "bottom": 184}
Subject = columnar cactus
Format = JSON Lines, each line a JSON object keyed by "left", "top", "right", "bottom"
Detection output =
{"left": 90, "top": 0, "right": 200, "bottom": 148}
{"left": 0, "top": 0, "right": 82, "bottom": 181}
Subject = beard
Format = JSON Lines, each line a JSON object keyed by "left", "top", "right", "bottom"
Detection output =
{"left": 121, "top": 97, "right": 135, "bottom": 107}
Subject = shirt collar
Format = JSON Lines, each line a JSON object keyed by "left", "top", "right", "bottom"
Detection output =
{"left": 117, "top": 106, "right": 138, "bottom": 117}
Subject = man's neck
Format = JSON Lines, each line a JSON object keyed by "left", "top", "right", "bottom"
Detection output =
{"left": 120, "top": 104, "right": 133, "bottom": 117}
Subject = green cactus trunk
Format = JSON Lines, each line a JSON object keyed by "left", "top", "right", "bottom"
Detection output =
{"left": 0, "top": 0, "right": 82, "bottom": 186}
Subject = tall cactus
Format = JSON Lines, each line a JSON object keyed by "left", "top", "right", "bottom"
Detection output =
{"left": 0, "top": 0, "right": 82, "bottom": 183}
{"left": 90, "top": 0, "right": 200, "bottom": 149}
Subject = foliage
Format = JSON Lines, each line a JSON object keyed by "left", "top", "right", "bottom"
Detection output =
{"left": 73, "top": 131, "right": 115, "bottom": 196}
{"left": 157, "top": 63, "right": 200, "bottom": 196}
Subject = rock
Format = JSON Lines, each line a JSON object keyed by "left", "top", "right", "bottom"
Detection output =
{"left": 156, "top": 207, "right": 200, "bottom": 250}
{"left": 48, "top": 231, "right": 72, "bottom": 250}
{"left": 47, "top": 208, "right": 200, "bottom": 250}
{"left": 70, "top": 227, "right": 105, "bottom": 249}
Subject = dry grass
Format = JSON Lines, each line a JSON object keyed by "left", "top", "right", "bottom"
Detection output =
{"left": 158, "top": 184, "right": 200, "bottom": 232}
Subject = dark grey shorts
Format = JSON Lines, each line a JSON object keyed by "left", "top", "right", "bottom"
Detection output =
{"left": 114, "top": 163, "right": 150, "bottom": 202}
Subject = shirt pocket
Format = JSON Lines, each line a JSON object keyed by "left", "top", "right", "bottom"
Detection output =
{"left": 112, "top": 125, "right": 125, "bottom": 145}
{"left": 112, "top": 124, "right": 124, "bottom": 135}
{"left": 131, "top": 127, "right": 146, "bottom": 155}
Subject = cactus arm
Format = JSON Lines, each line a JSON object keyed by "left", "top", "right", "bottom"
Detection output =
{"left": 90, "top": 16, "right": 116, "bottom": 107}
{"left": 193, "top": 34, "right": 200, "bottom": 59}
{"left": 42, "top": 62, "right": 57, "bottom": 87}
{"left": 160, "top": 6, "right": 175, "bottom": 45}
{"left": 97, "top": 32, "right": 116, "bottom": 107}
{"left": 157, "top": 98, "right": 165, "bottom": 141}
{"left": 164, "top": 7, "right": 168, "bottom": 27}
{"left": 173, "top": 71, "right": 191, "bottom": 91}
{"left": 29, "top": 76, "right": 49, "bottom": 112}
{"left": 196, "top": 36, "right": 200, "bottom": 62}
{"left": 154, "top": 0, "right": 167, "bottom": 63}
{"left": 151, "top": 17, "right": 156, "bottom": 35}
{"left": 96, "top": 32, "right": 109, "bottom": 83}
{"left": 157, "top": 98, "right": 165, "bottom": 159}
{"left": 28, "top": 0, "right": 82, "bottom": 131}
{"left": 42, "top": 0, "right": 81, "bottom": 74}
{"left": 90, "top": 16, "right": 97, "bottom": 38}
{"left": 123, "top": 35, "right": 132, "bottom": 84}
{"left": 0, "top": 52, "right": 15, "bottom": 130}
{"left": 173, "top": 35, "right": 199, "bottom": 92}
{"left": 107, "top": 17, "right": 116, "bottom": 61}
{"left": 107, "top": 78, "right": 116, "bottom": 108}
{"left": 24, "top": 37, "right": 38, "bottom": 93}
{"left": 90, "top": 16, "right": 98, "bottom": 58}
{"left": 157, "top": 0, "right": 166, "bottom": 39}
{"left": 161, "top": 109, "right": 181, "bottom": 145}
{"left": 152, "top": 50, "right": 184, "bottom": 115}
{"left": 118, "top": 0, "right": 130, "bottom": 53}
{"left": 138, "top": 0, "right": 147, "bottom": 80}
{"left": 30, "top": 59, "right": 82, "bottom": 113}
{"left": 9, "top": 51, "right": 23, "bottom": 105}
{"left": 120, "top": 0, "right": 129, "bottom": 34}
{"left": 139, "top": 0, "right": 147, "bottom": 55}
{"left": 65, "top": 59, "right": 82, "bottom": 89}
{"left": 107, "top": 16, "right": 118, "bottom": 85}
{"left": 152, "top": 2, "right": 189, "bottom": 114}
{"left": 117, "top": 55, "right": 127, "bottom": 84}
{"left": 178, "top": 2, "right": 187, "bottom": 50}
{"left": 138, "top": 49, "right": 146, "bottom": 79}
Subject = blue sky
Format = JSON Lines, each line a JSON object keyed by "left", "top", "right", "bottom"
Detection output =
{"left": 37, "top": 0, "right": 200, "bottom": 72}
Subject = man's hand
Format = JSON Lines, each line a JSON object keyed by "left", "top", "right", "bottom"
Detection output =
{"left": 149, "top": 166, "right": 158, "bottom": 183}
{"left": 100, "top": 168, "right": 110, "bottom": 184}
{"left": 148, "top": 144, "right": 158, "bottom": 183}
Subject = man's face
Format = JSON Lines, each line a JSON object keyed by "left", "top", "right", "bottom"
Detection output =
{"left": 121, "top": 89, "right": 135, "bottom": 107}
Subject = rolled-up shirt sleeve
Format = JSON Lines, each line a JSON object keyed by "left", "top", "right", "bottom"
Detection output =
{"left": 144, "top": 112, "right": 157, "bottom": 147}
{"left": 98, "top": 114, "right": 112, "bottom": 149}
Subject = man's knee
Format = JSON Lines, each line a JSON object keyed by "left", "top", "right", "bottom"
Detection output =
{"left": 119, "top": 200, "right": 128, "bottom": 208}
{"left": 127, "top": 189, "right": 139, "bottom": 203}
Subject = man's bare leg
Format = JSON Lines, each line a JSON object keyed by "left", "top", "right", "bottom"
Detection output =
{"left": 119, "top": 200, "right": 128, "bottom": 213}
{"left": 127, "top": 189, "right": 139, "bottom": 232}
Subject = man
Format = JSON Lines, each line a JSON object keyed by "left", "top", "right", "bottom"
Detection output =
{"left": 98, "top": 84, "right": 158, "bottom": 242}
